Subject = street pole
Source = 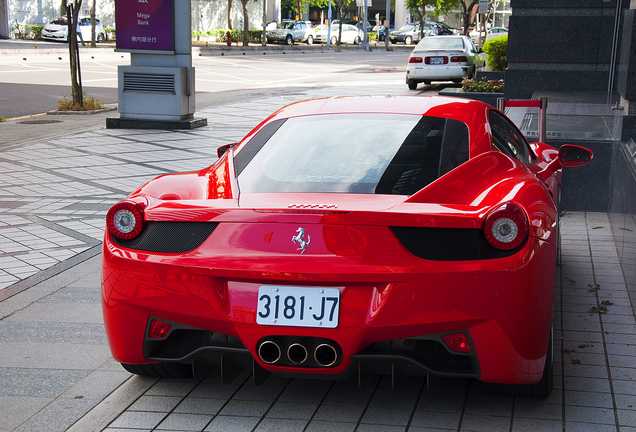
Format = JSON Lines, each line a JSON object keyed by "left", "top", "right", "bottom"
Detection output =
{"left": 363, "top": 0, "right": 369, "bottom": 51}
{"left": 327, "top": 0, "right": 332, "bottom": 47}
{"left": 385, "top": 0, "right": 391, "bottom": 51}
{"left": 262, "top": 0, "right": 266, "bottom": 45}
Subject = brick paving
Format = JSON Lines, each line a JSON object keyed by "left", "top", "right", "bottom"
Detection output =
{"left": 0, "top": 53, "right": 634, "bottom": 432}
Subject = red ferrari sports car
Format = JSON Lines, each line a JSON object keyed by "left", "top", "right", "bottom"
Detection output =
{"left": 102, "top": 95, "right": 592, "bottom": 398}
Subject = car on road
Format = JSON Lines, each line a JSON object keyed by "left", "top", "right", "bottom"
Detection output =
{"left": 470, "top": 26, "right": 508, "bottom": 43}
{"left": 314, "top": 24, "right": 363, "bottom": 45}
{"left": 41, "top": 16, "right": 107, "bottom": 43}
{"left": 406, "top": 35, "right": 485, "bottom": 88}
{"left": 431, "top": 21, "right": 460, "bottom": 35}
{"left": 266, "top": 20, "right": 315, "bottom": 45}
{"left": 389, "top": 23, "right": 437, "bottom": 45}
{"left": 102, "top": 94, "right": 592, "bottom": 397}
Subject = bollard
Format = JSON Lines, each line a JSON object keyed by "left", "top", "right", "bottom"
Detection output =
{"left": 34, "top": 43, "right": 37, "bottom": 48}
{"left": 226, "top": 31, "right": 231, "bottom": 46}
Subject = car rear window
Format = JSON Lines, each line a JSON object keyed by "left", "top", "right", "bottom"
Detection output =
{"left": 236, "top": 114, "right": 469, "bottom": 195}
{"left": 417, "top": 37, "right": 465, "bottom": 50}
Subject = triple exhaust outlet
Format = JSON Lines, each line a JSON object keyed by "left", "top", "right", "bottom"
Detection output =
{"left": 258, "top": 338, "right": 339, "bottom": 367}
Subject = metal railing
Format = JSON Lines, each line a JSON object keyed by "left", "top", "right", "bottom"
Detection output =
{"left": 497, "top": 97, "right": 548, "bottom": 143}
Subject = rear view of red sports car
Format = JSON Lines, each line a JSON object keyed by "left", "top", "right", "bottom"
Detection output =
{"left": 102, "top": 95, "right": 592, "bottom": 398}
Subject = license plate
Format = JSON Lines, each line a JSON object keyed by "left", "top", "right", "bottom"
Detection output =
{"left": 429, "top": 56, "right": 445, "bottom": 64}
{"left": 257, "top": 286, "right": 340, "bottom": 328}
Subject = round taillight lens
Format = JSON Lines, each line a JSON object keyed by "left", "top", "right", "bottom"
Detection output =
{"left": 106, "top": 201, "right": 144, "bottom": 240}
{"left": 483, "top": 203, "right": 528, "bottom": 250}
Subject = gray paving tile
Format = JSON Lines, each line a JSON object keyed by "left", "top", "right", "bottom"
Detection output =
{"left": 304, "top": 421, "right": 357, "bottom": 432}
{"left": 266, "top": 401, "right": 318, "bottom": 420}
{"left": 460, "top": 413, "right": 511, "bottom": 432}
{"left": 253, "top": 418, "right": 309, "bottom": 432}
{"left": 312, "top": 403, "right": 366, "bottom": 423}
{"left": 156, "top": 412, "right": 213, "bottom": 431}
{"left": 108, "top": 411, "right": 168, "bottom": 430}
{"left": 203, "top": 415, "right": 260, "bottom": 432}
{"left": 409, "top": 410, "right": 462, "bottom": 429}
{"left": 174, "top": 397, "right": 226, "bottom": 415}
{"left": 0, "top": 395, "right": 53, "bottom": 431}
{"left": 128, "top": 395, "right": 183, "bottom": 413}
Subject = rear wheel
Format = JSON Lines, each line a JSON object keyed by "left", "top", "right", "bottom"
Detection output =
{"left": 407, "top": 80, "right": 418, "bottom": 90}
{"left": 121, "top": 362, "right": 193, "bottom": 378}
{"left": 285, "top": 34, "right": 293, "bottom": 45}
{"left": 331, "top": 36, "right": 337, "bottom": 45}
{"left": 480, "top": 327, "right": 553, "bottom": 398}
{"left": 452, "top": 78, "right": 463, "bottom": 84}
{"left": 354, "top": 36, "right": 361, "bottom": 45}
{"left": 97, "top": 33, "right": 105, "bottom": 43}
{"left": 405, "top": 35, "right": 413, "bottom": 45}
{"left": 307, "top": 35, "right": 313, "bottom": 44}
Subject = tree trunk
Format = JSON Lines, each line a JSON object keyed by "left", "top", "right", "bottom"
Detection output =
{"left": 67, "top": 1, "right": 83, "bottom": 108}
{"left": 60, "top": 0, "right": 66, "bottom": 17}
{"left": 241, "top": 0, "right": 249, "bottom": 46}
{"left": 228, "top": 0, "right": 232, "bottom": 29}
{"left": 90, "top": 0, "right": 96, "bottom": 48}
{"left": 296, "top": 0, "right": 302, "bottom": 20}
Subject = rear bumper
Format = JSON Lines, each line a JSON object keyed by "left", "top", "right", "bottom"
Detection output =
{"left": 406, "top": 65, "right": 471, "bottom": 81}
{"left": 102, "top": 230, "right": 556, "bottom": 385}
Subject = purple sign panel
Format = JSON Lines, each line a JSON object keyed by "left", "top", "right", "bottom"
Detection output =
{"left": 115, "top": 0, "right": 174, "bottom": 51}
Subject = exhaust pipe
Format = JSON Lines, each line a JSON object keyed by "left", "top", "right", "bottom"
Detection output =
{"left": 258, "top": 340, "right": 282, "bottom": 364}
{"left": 314, "top": 343, "right": 338, "bottom": 367}
{"left": 287, "top": 342, "right": 309, "bottom": 364}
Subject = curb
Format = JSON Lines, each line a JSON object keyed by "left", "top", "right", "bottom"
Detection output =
{"left": 46, "top": 106, "right": 118, "bottom": 115}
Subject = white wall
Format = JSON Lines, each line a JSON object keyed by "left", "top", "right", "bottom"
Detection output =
{"left": 8, "top": 0, "right": 115, "bottom": 27}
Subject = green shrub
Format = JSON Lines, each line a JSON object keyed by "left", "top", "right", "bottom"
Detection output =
{"left": 461, "top": 78, "right": 504, "bottom": 93}
{"left": 482, "top": 34, "right": 508, "bottom": 71}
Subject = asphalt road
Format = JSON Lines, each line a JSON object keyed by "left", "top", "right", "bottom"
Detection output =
{"left": 0, "top": 47, "right": 439, "bottom": 119}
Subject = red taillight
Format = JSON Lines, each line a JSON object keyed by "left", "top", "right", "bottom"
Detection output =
{"left": 483, "top": 203, "right": 528, "bottom": 250}
{"left": 442, "top": 332, "right": 471, "bottom": 353}
{"left": 450, "top": 56, "right": 468, "bottom": 62}
{"left": 106, "top": 201, "right": 145, "bottom": 240}
{"left": 148, "top": 319, "right": 172, "bottom": 339}
{"left": 409, "top": 56, "right": 423, "bottom": 63}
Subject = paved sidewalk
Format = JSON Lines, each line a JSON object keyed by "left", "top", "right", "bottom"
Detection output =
{"left": 0, "top": 50, "right": 634, "bottom": 432}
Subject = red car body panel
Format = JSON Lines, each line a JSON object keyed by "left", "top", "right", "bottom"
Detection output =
{"left": 102, "top": 95, "right": 591, "bottom": 388}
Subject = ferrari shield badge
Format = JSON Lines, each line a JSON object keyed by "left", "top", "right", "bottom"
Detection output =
{"left": 292, "top": 227, "right": 311, "bottom": 254}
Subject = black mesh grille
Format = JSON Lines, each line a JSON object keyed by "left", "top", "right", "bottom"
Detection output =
{"left": 113, "top": 222, "right": 219, "bottom": 253}
{"left": 390, "top": 226, "right": 522, "bottom": 261}
{"left": 363, "top": 338, "right": 477, "bottom": 374}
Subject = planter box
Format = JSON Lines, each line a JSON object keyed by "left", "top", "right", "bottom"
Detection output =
{"left": 437, "top": 87, "right": 503, "bottom": 107}
{"left": 475, "top": 70, "right": 505, "bottom": 82}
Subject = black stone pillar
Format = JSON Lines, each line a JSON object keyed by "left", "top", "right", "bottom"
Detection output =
{"left": 505, "top": 0, "right": 629, "bottom": 100}
{"left": 617, "top": 4, "right": 636, "bottom": 141}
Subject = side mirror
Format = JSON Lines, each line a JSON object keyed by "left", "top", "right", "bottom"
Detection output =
{"left": 217, "top": 143, "right": 237, "bottom": 158}
{"left": 558, "top": 144, "right": 593, "bottom": 167}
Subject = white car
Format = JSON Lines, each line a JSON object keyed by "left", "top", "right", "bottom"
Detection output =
{"left": 314, "top": 24, "right": 363, "bottom": 45}
{"left": 266, "top": 20, "right": 315, "bottom": 45}
{"left": 470, "top": 26, "right": 507, "bottom": 43}
{"left": 41, "top": 16, "right": 107, "bottom": 43}
{"left": 405, "top": 35, "right": 485, "bottom": 89}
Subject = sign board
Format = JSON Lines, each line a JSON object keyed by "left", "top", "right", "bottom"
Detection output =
{"left": 356, "top": 0, "right": 372, "bottom": 6}
{"left": 115, "top": 0, "right": 174, "bottom": 52}
{"left": 479, "top": 0, "right": 488, "bottom": 14}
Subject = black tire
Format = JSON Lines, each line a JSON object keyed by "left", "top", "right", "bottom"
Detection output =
{"left": 452, "top": 78, "right": 463, "bottom": 84}
{"left": 97, "top": 33, "right": 105, "bottom": 43}
{"left": 479, "top": 327, "right": 553, "bottom": 398}
{"left": 407, "top": 80, "right": 418, "bottom": 90}
{"left": 405, "top": 35, "right": 413, "bottom": 45}
{"left": 354, "top": 36, "right": 361, "bottom": 45}
{"left": 423, "top": 79, "right": 432, "bottom": 85}
{"left": 285, "top": 34, "right": 293, "bottom": 45}
{"left": 331, "top": 36, "right": 337, "bottom": 45}
{"left": 121, "top": 362, "right": 193, "bottom": 378}
{"left": 307, "top": 35, "right": 313, "bottom": 45}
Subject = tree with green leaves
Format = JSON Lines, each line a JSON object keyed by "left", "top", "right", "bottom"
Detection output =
{"left": 404, "top": 0, "right": 460, "bottom": 39}
{"left": 282, "top": 0, "right": 330, "bottom": 21}
{"left": 456, "top": 0, "right": 479, "bottom": 35}
{"left": 333, "top": 0, "right": 353, "bottom": 46}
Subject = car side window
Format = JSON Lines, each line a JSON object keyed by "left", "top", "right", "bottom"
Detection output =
{"left": 489, "top": 110, "right": 536, "bottom": 164}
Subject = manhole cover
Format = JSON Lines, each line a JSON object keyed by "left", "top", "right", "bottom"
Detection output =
{"left": 17, "top": 119, "right": 63, "bottom": 125}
